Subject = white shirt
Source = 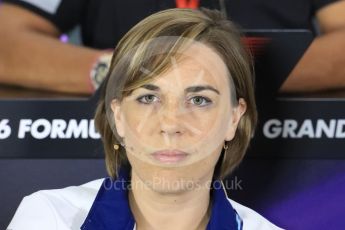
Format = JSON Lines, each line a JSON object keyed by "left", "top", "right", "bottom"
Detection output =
{"left": 7, "top": 179, "right": 284, "bottom": 230}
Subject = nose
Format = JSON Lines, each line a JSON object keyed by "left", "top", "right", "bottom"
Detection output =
{"left": 160, "top": 119, "right": 182, "bottom": 136}
{"left": 158, "top": 101, "right": 184, "bottom": 136}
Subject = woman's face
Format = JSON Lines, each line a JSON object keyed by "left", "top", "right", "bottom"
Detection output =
{"left": 111, "top": 41, "right": 246, "bottom": 193}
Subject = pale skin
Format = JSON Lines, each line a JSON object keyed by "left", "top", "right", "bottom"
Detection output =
{"left": 111, "top": 43, "right": 246, "bottom": 230}
{"left": 1, "top": 2, "right": 345, "bottom": 94}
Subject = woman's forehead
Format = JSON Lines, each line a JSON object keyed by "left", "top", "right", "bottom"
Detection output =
{"left": 150, "top": 46, "right": 230, "bottom": 90}
{"left": 182, "top": 42, "right": 226, "bottom": 68}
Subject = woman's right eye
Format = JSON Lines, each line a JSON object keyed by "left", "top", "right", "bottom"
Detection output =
{"left": 136, "top": 94, "right": 159, "bottom": 104}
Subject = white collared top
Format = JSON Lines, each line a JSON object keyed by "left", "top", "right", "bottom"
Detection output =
{"left": 8, "top": 179, "right": 284, "bottom": 230}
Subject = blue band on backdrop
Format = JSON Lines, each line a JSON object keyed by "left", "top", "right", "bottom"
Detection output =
{"left": 81, "top": 167, "right": 242, "bottom": 230}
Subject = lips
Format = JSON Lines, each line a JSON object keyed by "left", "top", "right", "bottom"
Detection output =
{"left": 151, "top": 150, "right": 189, "bottom": 163}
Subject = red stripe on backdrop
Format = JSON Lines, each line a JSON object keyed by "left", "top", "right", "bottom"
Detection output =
{"left": 175, "top": 0, "right": 200, "bottom": 9}
{"left": 242, "top": 37, "right": 271, "bottom": 57}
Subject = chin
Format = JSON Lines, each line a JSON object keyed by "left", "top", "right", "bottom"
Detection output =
{"left": 147, "top": 170, "right": 198, "bottom": 193}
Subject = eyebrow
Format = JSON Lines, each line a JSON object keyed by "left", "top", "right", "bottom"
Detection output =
{"left": 186, "top": 85, "right": 220, "bottom": 95}
{"left": 140, "top": 84, "right": 160, "bottom": 91}
{"left": 140, "top": 84, "right": 220, "bottom": 95}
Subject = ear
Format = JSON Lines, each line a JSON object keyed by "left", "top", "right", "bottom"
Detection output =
{"left": 225, "top": 98, "right": 247, "bottom": 141}
{"left": 110, "top": 99, "right": 125, "bottom": 138}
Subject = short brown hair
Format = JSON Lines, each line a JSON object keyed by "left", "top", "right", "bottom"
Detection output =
{"left": 94, "top": 8, "right": 257, "bottom": 180}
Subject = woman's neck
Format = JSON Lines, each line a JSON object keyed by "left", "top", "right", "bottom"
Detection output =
{"left": 128, "top": 169, "right": 213, "bottom": 230}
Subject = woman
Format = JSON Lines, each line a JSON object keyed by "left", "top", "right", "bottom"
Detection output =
{"left": 8, "top": 8, "right": 283, "bottom": 230}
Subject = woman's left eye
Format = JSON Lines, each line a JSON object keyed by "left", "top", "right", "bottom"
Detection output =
{"left": 188, "top": 96, "right": 212, "bottom": 107}
{"left": 136, "top": 94, "right": 159, "bottom": 104}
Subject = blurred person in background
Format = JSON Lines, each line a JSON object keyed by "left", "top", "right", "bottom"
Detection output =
{"left": 0, "top": 0, "right": 344, "bottom": 94}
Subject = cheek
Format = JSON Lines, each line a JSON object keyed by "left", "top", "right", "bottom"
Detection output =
{"left": 122, "top": 105, "right": 151, "bottom": 135}
{"left": 184, "top": 108, "right": 219, "bottom": 133}
{"left": 188, "top": 105, "right": 230, "bottom": 138}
